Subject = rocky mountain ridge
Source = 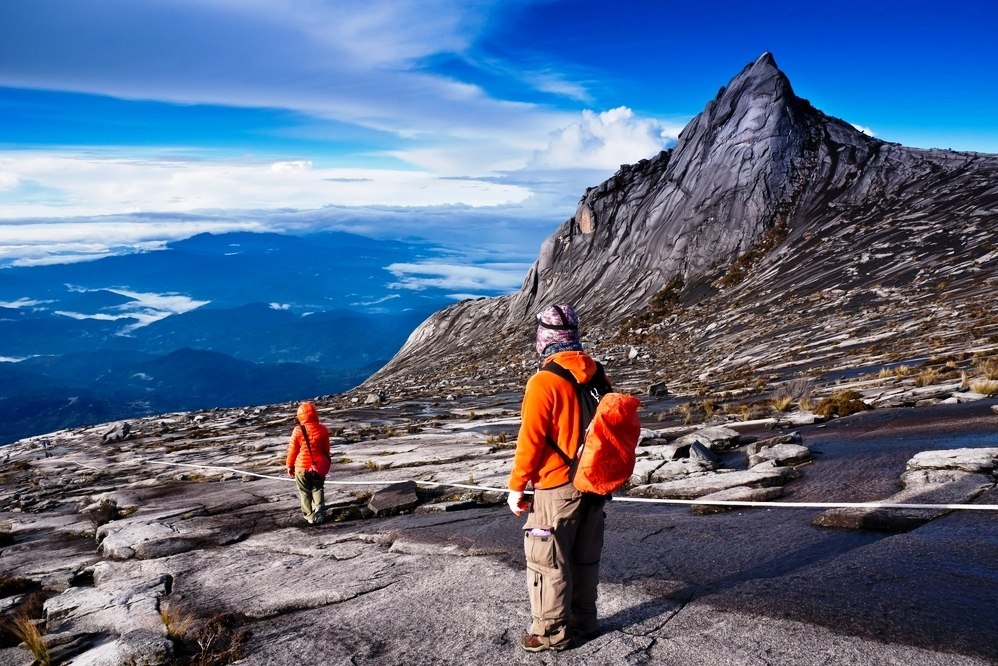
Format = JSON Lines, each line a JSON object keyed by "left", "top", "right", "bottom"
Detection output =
{"left": 367, "top": 53, "right": 998, "bottom": 407}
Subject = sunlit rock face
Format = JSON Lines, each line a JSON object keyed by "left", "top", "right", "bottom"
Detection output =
{"left": 370, "top": 53, "right": 998, "bottom": 399}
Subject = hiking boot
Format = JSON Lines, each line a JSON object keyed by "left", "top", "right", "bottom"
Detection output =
{"left": 520, "top": 634, "right": 569, "bottom": 653}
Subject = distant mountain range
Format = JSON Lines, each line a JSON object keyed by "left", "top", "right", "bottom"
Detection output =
{"left": 0, "top": 230, "right": 488, "bottom": 443}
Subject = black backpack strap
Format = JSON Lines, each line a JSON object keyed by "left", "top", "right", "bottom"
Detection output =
{"left": 297, "top": 420, "right": 314, "bottom": 458}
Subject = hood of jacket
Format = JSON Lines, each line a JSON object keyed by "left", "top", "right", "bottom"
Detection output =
{"left": 542, "top": 350, "right": 598, "bottom": 384}
{"left": 296, "top": 401, "right": 319, "bottom": 424}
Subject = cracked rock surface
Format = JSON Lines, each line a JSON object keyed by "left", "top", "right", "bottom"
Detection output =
{"left": 1, "top": 394, "right": 997, "bottom": 665}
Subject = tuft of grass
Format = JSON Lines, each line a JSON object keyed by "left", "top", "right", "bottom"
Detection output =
{"left": 675, "top": 402, "right": 699, "bottom": 425}
{"left": 970, "top": 379, "right": 998, "bottom": 397}
{"left": 879, "top": 364, "right": 912, "bottom": 379}
{"left": 815, "top": 390, "right": 869, "bottom": 418}
{"left": 701, "top": 399, "right": 717, "bottom": 420}
{"left": 84, "top": 498, "right": 121, "bottom": 529}
{"left": 913, "top": 367, "right": 941, "bottom": 387}
{"left": 164, "top": 608, "right": 251, "bottom": 666}
{"left": 770, "top": 395, "right": 794, "bottom": 412}
{"left": 160, "top": 601, "right": 196, "bottom": 641}
{"left": 2, "top": 615, "right": 48, "bottom": 665}
{"left": 915, "top": 368, "right": 941, "bottom": 386}
{"left": 977, "top": 357, "right": 998, "bottom": 380}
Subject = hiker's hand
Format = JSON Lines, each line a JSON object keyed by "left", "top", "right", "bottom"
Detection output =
{"left": 287, "top": 467, "right": 294, "bottom": 478}
{"left": 507, "top": 491, "right": 528, "bottom": 517}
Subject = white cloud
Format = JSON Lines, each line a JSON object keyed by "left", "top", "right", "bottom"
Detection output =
{"left": 54, "top": 287, "right": 210, "bottom": 332}
{"left": 386, "top": 261, "right": 529, "bottom": 293}
{"left": 270, "top": 160, "right": 313, "bottom": 173}
{"left": 851, "top": 123, "right": 876, "bottom": 137}
{"left": 269, "top": 302, "right": 291, "bottom": 310}
{"left": 0, "top": 216, "right": 262, "bottom": 267}
{"left": 0, "top": 297, "right": 50, "bottom": 309}
{"left": 351, "top": 294, "right": 401, "bottom": 307}
{"left": 0, "top": 152, "right": 532, "bottom": 220}
{"left": 529, "top": 107, "right": 680, "bottom": 170}
{"left": 0, "top": 1, "right": 565, "bottom": 175}
{"left": 0, "top": 172, "right": 19, "bottom": 191}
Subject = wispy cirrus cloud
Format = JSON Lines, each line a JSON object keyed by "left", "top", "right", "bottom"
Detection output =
{"left": 0, "top": 297, "right": 51, "bottom": 309}
{"left": 56, "top": 287, "right": 209, "bottom": 332}
{"left": 0, "top": 1, "right": 675, "bottom": 210}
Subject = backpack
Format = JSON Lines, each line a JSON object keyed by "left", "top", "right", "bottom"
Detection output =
{"left": 542, "top": 361, "right": 642, "bottom": 495}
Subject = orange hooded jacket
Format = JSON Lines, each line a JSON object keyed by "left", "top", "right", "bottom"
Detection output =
{"left": 508, "top": 350, "right": 604, "bottom": 492}
{"left": 286, "top": 402, "right": 331, "bottom": 476}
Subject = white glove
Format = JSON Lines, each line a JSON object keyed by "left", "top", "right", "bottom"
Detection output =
{"left": 507, "top": 490, "right": 528, "bottom": 516}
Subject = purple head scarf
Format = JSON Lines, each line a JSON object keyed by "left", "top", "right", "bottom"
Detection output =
{"left": 535, "top": 304, "right": 582, "bottom": 356}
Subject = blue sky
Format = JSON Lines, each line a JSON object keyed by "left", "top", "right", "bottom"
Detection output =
{"left": 1, "top": 0, "right": 996, "bottom": 270}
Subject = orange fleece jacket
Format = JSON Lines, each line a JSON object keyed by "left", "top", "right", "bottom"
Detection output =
{"left": 508, "top": 350, "right": 603, "bottom": 492}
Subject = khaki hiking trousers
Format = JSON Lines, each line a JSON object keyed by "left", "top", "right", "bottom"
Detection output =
{"left": 523, "top": 483, "right": 606, "bottom": 646}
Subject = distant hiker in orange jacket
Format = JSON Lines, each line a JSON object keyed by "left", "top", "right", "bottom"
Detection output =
{"left": 507, "top": 304, "right": 612, "bottom": 653}
{"left": 286, "top": 401, "right": 331, "bottom": 525}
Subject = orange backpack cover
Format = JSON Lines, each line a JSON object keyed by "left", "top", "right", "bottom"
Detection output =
{"left": 574, "top": 392, "right": 642, "bottom": 495}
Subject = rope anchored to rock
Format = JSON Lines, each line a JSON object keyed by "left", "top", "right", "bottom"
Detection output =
{"left": 138, "top": 459, "right": 998, "bottom": 512}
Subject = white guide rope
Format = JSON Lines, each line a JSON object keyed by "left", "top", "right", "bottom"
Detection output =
{"left": 141, "top": 459, "right": 998, "bottom": 512}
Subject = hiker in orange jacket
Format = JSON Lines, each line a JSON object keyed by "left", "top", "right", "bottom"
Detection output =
{"left": 286, "top": 401, "right": 331, "bottom": 525}
{"left": 507, "top": 304, "right": 612, "bottom": 653}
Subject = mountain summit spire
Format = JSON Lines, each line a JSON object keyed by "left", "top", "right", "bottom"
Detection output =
{"left": 371, "top": 54, "right": 998, "bottom": 394}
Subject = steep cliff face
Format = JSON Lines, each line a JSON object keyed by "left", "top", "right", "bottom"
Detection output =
{"left": 369, "top": 53, "right": 998, "bottom": 396}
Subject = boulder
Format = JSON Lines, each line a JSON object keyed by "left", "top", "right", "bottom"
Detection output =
{"left": 672, "top": 426, "right": 742, "bottom": 451}
{"left": 687, "top": 441, "right": 721, "bottom": 468}
{"left": 780, "top": 412, "right": 823, "bottom": 426}
{"left": 813, "top": 467, "right": 994, "bottom": 531}
{"left": 745, "top": 432, "right": 802, "bottom": 456}
{"left": 368, "top": 480, "right": 420, "bottom": 517}
{"left": 906, "top": 447, "right": 998, "bottom": 473}
{"left": 101, "top": 422, "right": 131, "bottom": 443}
{"left": 631, "top": 462, "right": 797, "bottom": 500}
{"left": 638, "top": 428, "right": 662, "bottom": 445}
{"left": 748, "top": 443, "right": 811, "bottom": 468}
{"left": 649, "top": 460, "right": 715, "bottom": 483}
{"left": 630, "top": 458, "right": 666, "bottom": 486}
{"left": 953, "top": 391, "right": 987, "bottom": 403}
{"left": 117, "top": 628, "right": 174, "bottom": 665}
{"left": 638, "top": 443, "right": 684, "bottom": 460}
{"left": 648, "top": 381, "right": 670, "bottom": 397}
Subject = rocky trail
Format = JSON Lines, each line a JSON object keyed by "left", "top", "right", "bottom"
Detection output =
{"left": 1, "top": 382, "right": 996, "bottom": 665}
